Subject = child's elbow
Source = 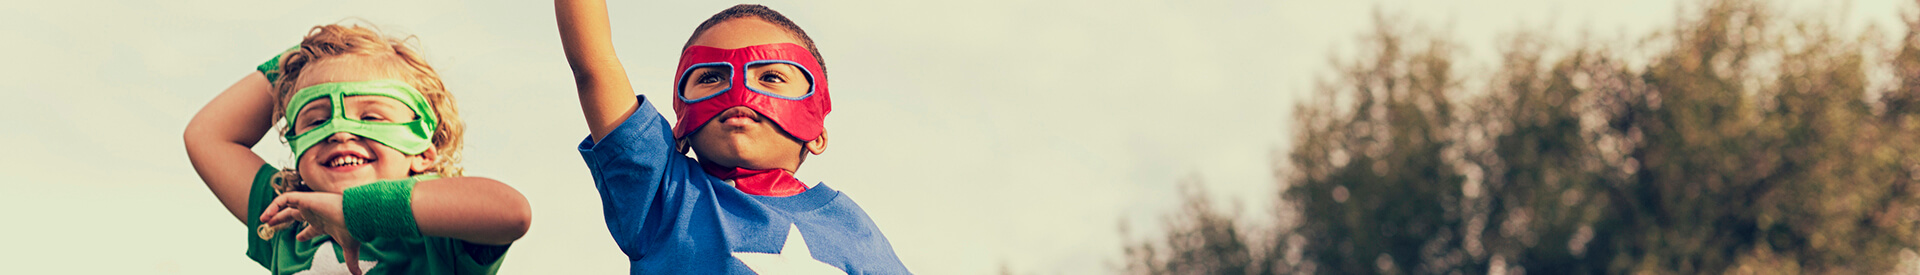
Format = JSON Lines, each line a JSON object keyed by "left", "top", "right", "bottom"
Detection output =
{"left": 466, "top": 178, "right": 533, "bottom": 245}
{"left": 468, "top": 193, "right": 531, "bottom": 246}
{"left": 494, "top": 183, "right": 533, "bottom": 242}
{"left": 181, "top": 122, "right": 205, "bottom": 148}
{"left": 505, "top": 196, "right": 532, "bottom": 240}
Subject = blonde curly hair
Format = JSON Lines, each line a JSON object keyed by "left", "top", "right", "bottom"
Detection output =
{"left": 257, "top": 22, "right": 466, "bottom": 239}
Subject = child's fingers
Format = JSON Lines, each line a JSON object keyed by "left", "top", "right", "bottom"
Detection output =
{"left": 295, "top": 224, "right": 324, "bottom": 241}
{"left": 258, "top": 193, "right": 307, "bottom": 224}
{"left": 343, "top": 239, "right": 365, "bottom": 275}
{"left": 264, "top": 207, "right": 305, "bottom": 226}
{"left": 258, "top": 196, "right": 288, "bottom": 223}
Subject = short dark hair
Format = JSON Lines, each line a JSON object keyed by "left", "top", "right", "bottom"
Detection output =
{"left": 684, "top": 4, "right": 826, "bottom": 77}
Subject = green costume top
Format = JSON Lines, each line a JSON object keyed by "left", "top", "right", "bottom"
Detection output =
{"left": 243, "top": 164, "right": 510, "bottom": 275}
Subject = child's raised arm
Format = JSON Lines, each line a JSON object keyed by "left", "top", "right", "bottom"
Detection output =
{"left": 185, "top": 72, "right": 277, "bottom": 224}
{"left": 556, "top": 0, "right": 639, "bottom": 143}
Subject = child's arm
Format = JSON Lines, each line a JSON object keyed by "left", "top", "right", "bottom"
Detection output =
{"left": 259, "top": 177, "right": 532, "bottom": 245}
{"left": 184, "top": 72, "right": 277, "bottom": 224}
{"left": 411, "top": 177, "right": 532, "bottom": 245}
{"left": 557, "top": 0, "right": 685, "bottom": 257}
{"left": 556, "top": 0, "right": 640, "bottom": 143}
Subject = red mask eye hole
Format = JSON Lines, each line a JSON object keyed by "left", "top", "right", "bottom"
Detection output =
{"left": 679, "top": 63, "right": 734, "bottom": 102}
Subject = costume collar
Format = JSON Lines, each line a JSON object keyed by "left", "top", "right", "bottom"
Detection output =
{"left": 700, "top": 161, "right": 808, "bottom": 197}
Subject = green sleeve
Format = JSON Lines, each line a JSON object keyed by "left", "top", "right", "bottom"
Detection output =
{"left": 244, "top": 163, "right": 281, "bottom": 269}
{"left": 435, "top": 238, "right": 510, "bottom": 274}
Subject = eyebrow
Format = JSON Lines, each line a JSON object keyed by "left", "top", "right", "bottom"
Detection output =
{"left": 747, "top": 63, "right": 799, "bottom": 69}
{"left": 346, "top": 97, "right": 419, "bottom": 118}
{"left": 297, "top": 100, "right": 331, "bottom": 118}
{"left": 747, "top": 64, "right": 805, "bottom": 77}
{"left": 346, "top": 97, "right": 405, "bottom": 107}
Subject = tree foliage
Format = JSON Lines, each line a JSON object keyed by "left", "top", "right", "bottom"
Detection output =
{"left": 1123, "top": 0, "right": 1920, "bottom": 274}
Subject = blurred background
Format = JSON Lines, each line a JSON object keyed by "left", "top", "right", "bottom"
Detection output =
{"left": 4, "top": 0, "right": 1920, "bottom": 274}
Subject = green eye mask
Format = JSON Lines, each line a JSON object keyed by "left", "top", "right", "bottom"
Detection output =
{"left": 283, "top": 79, "right": 438, "bottom": 160}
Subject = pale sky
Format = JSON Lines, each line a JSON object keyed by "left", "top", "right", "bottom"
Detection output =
{"left": 0, "top": 0, "right": 1907, "bottom": 274}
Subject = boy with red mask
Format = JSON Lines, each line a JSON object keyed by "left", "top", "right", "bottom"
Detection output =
{"left": 555, "top": 1, "right": 911, "bottom": 274}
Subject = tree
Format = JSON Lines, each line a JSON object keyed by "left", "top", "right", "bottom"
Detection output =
{"left": 1121, "top": 0, "right": 1920, "bottom": 274}
{"left": 1122, "top": 178, "right": 1266, "bottom": 275}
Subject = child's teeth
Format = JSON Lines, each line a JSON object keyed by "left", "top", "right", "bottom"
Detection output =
{"left": 329, "top": 156, "right": 368, "bottom": 167}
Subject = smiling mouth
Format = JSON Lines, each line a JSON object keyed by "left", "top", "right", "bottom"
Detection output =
{"left": 325, "top": 154, "right": 375, "bottom": 168}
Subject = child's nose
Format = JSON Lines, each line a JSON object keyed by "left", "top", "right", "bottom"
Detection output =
{"left": 324, "top": 131, "right": 362, "bottom": 143}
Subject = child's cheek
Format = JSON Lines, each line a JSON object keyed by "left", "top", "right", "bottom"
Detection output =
{"left": 372, "top": 145, "right": 422, "bottom": 178}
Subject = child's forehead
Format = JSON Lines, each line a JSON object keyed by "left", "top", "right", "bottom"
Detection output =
{"left": 689, "top": 18, "right": 804, "bottom": 50}
{"left": 292, "top": 55, "right": 409, "bottom": 92}
{"left": 297, "top": 94, "right": 410, "bottom": 110}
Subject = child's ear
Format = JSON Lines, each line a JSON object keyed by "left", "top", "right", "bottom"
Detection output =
{"left": 410, "top": 146, "right": 440, "bottom": 174}
{"left": 804, "top": 131, "right": 827, "bottom": 155}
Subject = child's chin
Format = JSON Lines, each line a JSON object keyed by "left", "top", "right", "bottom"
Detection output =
{"left": 311, "top": 174, "right": 390, "bottom": 190}
{"left": 305, "top": 168, "right": 384, "bottom": 183}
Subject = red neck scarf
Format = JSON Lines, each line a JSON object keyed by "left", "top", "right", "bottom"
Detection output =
{"left": 700, "top": 161, "right": 808, "bottom": 197}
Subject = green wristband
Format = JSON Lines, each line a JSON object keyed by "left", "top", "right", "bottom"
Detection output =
{"left": 344, "top": 177, "right": 422, "bottom": 241}
{"left": 257, "top": 46, "right": 298, "bottom": 83}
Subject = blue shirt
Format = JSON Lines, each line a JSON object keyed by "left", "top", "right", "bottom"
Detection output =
{"left": 578, "top": 95, "right": 911, "bottom": 274}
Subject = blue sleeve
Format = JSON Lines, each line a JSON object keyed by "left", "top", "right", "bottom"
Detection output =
{"left": 577, "top": 95, "right": 690, "bottom": 259}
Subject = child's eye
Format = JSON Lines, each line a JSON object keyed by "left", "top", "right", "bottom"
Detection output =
{"left": 304, "top": 118, "right": 328, "bottom": 126}
{"left": 361, "top": 114, "right": 385, "bottom": 121}
{"left": 759, "top": 73, "right": 785, "bottom": 83}
{"left": 697, "top": 71, "right": 727, "bottom": 84}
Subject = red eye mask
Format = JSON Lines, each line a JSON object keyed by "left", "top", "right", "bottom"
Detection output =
{"left": 672, "top": 43, "right": 830, "bottom": 141}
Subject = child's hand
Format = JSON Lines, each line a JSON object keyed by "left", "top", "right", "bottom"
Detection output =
{"left": 260, "top": 192, "right": 368, "bottom": 275}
